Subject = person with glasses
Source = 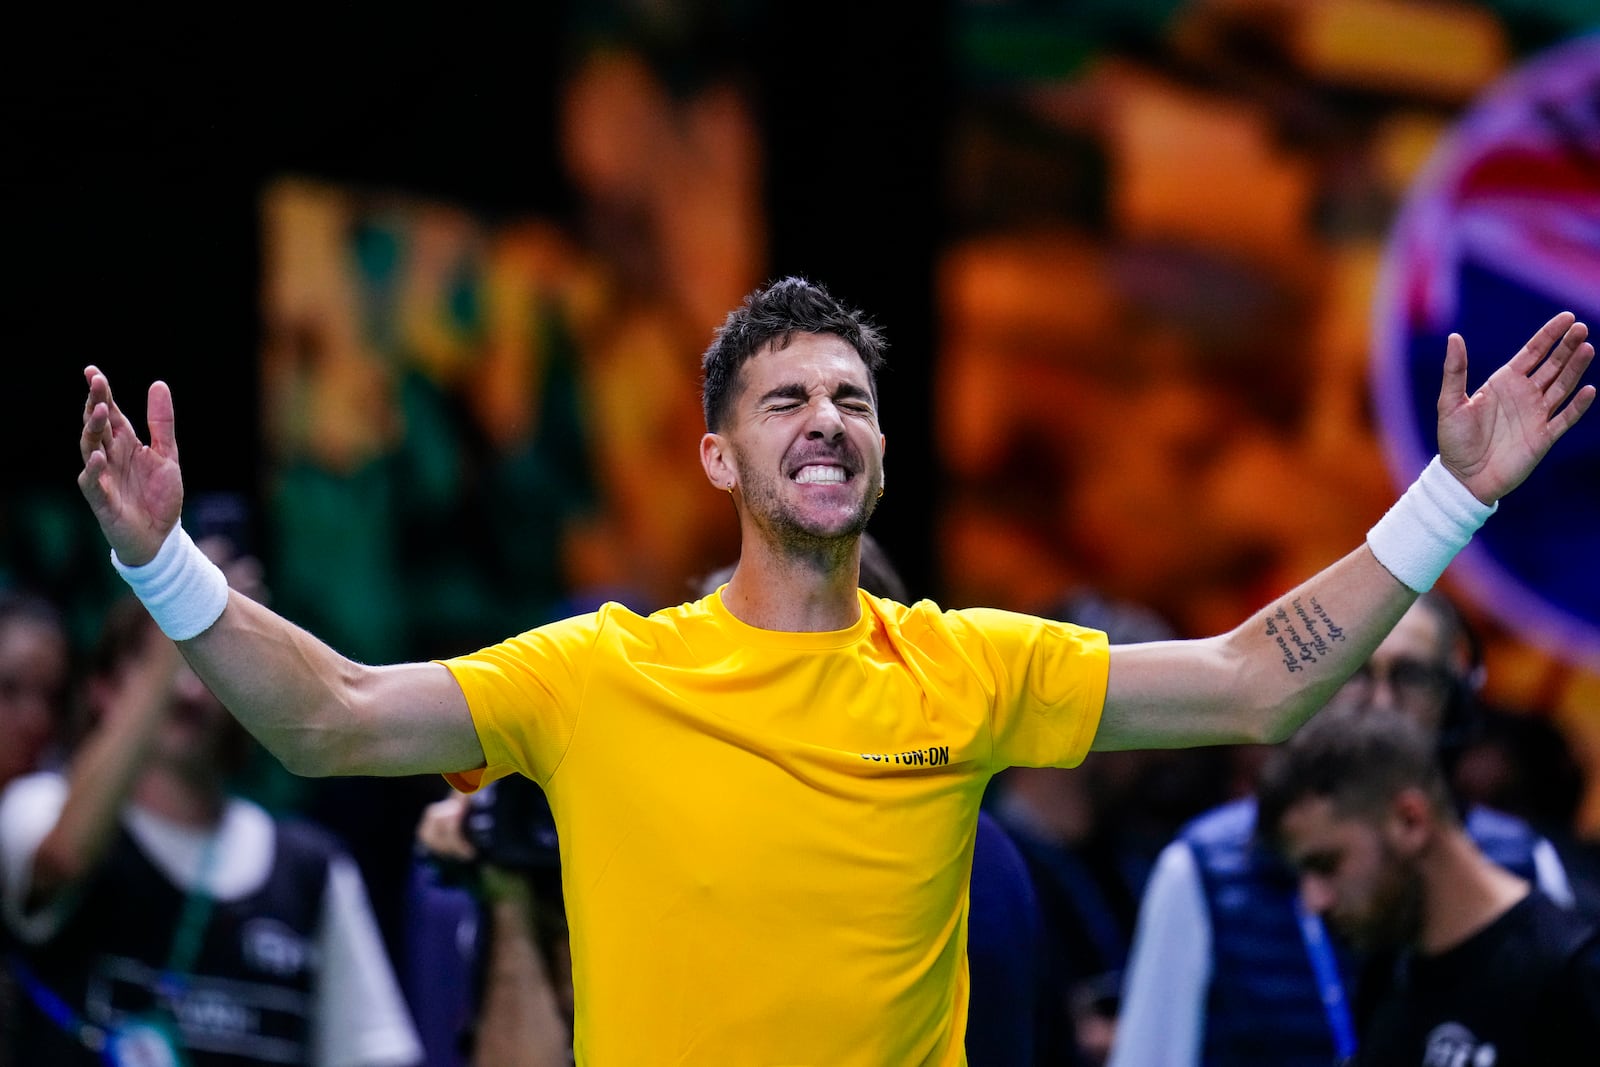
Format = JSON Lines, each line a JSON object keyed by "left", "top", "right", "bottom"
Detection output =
{"left": 1336, "top": 658, "right": 1455, "bottom": 713}
{"left": 1108, "top": 593, "right": 1576, "bottom": 1067}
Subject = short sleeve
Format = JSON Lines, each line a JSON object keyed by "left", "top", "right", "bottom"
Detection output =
{"left": 0, "top": 772, "right": 76, "bottom": 943}
{"left": 437, "top": 610, "right": 604, "bottom": 791}
{"left": 951, "top": 608, "right": 1109, "bottom": 768}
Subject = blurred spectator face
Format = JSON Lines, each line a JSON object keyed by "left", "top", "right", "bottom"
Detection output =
{"left": 1277, "top": 794, "right": 1426, "bottom": 951}
{"left": 158, "top": 658, "right": 238, "bottom": 773}
{"left": 1324, "top": 603, "right": 1457, "bottom": 735}
{"left": 0, "top": 613, "right": 69, "bottom": 787}
{"left": 95, "top": 615, "right": 242, "bottom": 779}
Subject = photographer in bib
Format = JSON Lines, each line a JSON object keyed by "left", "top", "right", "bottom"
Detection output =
{"left": 0, "top": 538, "right": 422, "bottom": 1067}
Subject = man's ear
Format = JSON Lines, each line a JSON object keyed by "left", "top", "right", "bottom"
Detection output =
{"left": 701, "top": 432, "right": 735, "bottom": 492}
{"left": 1385, "top": 786, "right": 1438, "bottom": 855}
{"left": 85, "top": 675, "right": 117, "bottom": 724}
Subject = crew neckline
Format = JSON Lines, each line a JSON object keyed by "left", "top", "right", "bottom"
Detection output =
{"left": 704, "top": 586, "right": 876, "bottom": 650}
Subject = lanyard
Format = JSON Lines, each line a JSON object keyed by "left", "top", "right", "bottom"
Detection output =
{"left": 9, "top": 826, "right": 221, "bottom": 1053}
{"left": 1294, "top": 895, "right": 1357, "bottom": 1063}
{"left": 7, "top": 953, "right": 106, "bottom": 1053}
{"left": 157, "top": 829, "right": 222, "bottom": 1000}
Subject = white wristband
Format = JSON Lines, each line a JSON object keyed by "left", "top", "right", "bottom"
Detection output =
{"left": 110, "top": 524, "right": 231, "bottom": 641}
{"left": 1366, "top": 456, "right": 1497, "bottom": 593}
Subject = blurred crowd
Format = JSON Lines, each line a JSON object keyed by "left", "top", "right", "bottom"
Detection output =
{"left": 6, "top": 2, "right": 1598, "bottom": 1064}
{"left": 4, "top": 538, "right": 1598, "bottom": 1064}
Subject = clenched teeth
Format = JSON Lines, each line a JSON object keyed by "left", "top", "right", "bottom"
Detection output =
{"left": 793, "top": 465, "right": 847, "bottom": 484}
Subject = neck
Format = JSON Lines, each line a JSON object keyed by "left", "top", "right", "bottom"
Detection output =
{"left": 132, "top": 768, "right": 226, "bottom": 829}
{"left": 721, "top": 538, "right": 864, "bottom": 632}
{"left": 1415, "top": 826, "right": 1530, "bottom": 954}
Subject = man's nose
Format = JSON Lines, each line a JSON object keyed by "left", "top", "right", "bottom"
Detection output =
{"left": 1299, "top": 875, "right": 1335, "bottom": 916}
{"left": 804, "top": 398, "right": 845, "bottom": 439}
{"left": 1367, "top": 675, "right": 1401, "bottom": 712}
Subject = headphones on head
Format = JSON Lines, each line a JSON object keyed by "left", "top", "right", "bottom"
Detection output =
{"left": 1421, "top": 593, "right": 1487, "bottom": 798}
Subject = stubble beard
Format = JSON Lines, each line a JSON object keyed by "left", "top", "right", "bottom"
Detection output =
{"left": 1348, "top": 845, "right": 1426, "bottom": 952}
{"left": 735, "top": 448, "right": 882, "bottom": 563}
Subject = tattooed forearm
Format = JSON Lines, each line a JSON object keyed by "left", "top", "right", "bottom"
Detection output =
{"left": 1307, "top": 596, "right": 1346, "bottom": 644}
{"left": 1262, "top": 596, "right": 1348, "bottom": 675}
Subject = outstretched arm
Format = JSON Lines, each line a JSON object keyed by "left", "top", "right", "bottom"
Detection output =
{"left": 78, "top": 366, "right": 485, "bottom": 777}
{"left": 1095, "top": 312, "right": 1594, "bottom": 750}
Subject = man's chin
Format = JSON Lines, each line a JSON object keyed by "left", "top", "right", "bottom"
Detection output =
{"left": 1337, "top": 918, "right": 1405, "bottom": 954}
{"left": 811, "top": 512, "right": 875, "bottom": 543}
{"left": 786, "top": 498, "right": 875, "bottom": 535}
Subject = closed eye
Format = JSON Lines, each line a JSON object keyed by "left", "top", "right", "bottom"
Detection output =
{"left": 1300, "top": 851, "right": 1339, "bottom": 876}
{"left": 758, "top": 385, "right": 808, "bottom": 412}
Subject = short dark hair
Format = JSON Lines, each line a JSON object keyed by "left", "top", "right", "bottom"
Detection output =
{"left": 0, "top": 588, "right": 65, "bottom": 636}
{"left": 1257, "top": 706, "right": 1455, "bottom": 846}
{"left": 700, "top": 277, "right": 888, "bottom": 432}
{"left": 88, "top": 596, "right": 161, "bottom": 681}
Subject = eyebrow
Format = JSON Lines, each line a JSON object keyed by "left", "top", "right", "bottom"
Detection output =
{"left": 756, "top": 382, "right": 875, "bottom": 407}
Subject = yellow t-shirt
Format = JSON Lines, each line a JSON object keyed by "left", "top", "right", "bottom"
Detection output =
{"left": 443, "top": 590, "right": 1108, "bottom": 1066}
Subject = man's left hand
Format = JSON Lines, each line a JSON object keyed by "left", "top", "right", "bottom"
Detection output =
{"left": 1438, "top": 311, "right": 1594, "bottom": 504}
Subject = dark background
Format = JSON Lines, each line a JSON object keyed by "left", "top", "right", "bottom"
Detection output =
{"left": 9, "top": 4, "right": 947, "bottom": 598}
{"left": 6, "top": 2, "right": 951, "bottom": 970}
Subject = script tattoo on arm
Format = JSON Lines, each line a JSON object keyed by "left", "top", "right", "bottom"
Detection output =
{"left": 1262, "top": 596, "right": 1348, "bottom": 675}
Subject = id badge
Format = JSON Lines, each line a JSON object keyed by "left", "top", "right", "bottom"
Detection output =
{"left": 103, "top": 1015, "right": 189, "bottom": 1067}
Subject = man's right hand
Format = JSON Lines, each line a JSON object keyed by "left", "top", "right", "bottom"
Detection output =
{"left": 78, "top": 366, "right": 184, "bottom": 566}
{"left": 417, "top": 792, "right": 478, "bottom": 863}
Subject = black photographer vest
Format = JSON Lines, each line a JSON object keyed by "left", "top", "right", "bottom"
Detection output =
{"left": 10, "top": 819, "right": 337, "bottom": 1066}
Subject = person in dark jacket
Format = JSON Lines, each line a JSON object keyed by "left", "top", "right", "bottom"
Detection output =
{"left": 1109, "top": 593, "right": 1575, "bottom": 1067}
{"left": 1259, "top": 705, "right": 1600, "bottom": 1065}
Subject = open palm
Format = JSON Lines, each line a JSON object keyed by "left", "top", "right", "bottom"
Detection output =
{"left": 77, "top": 366, "right": 185, "bottom": 566}
{"left": 1436, "top": 312, "right": 1595, "bottom": 505}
